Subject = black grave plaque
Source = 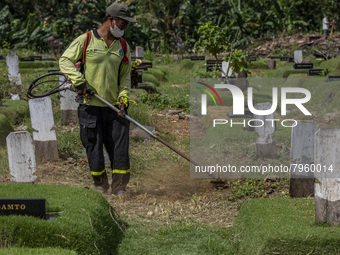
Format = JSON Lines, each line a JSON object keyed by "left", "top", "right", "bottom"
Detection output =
{"left": 308, "top": 69, "right": 322, "bottom": 76}
{"left": 190, "top": 56, "right": 205, "bottom": 61}
{"left": 29, "top": 56, "right": 42, "bottom": 61}
{"left": 0, "top": 198, "right": 46, "bottom": 219}
{"left": 294, "top": 63, "right": 313, "bottom": 69}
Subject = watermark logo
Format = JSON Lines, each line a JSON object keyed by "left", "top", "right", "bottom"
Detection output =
{"left": 199, "top": 83, "right": 312, "bottom": 116}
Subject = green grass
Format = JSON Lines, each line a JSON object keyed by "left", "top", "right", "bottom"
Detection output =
{"left": 0, "top": 248, "right": 77, "bottom": 255}
{"left": 118, "top": 220, "right": 235, "bottom": 255}
{"left": 0, "top": 184, "right": 123, "bottom": 254}
{"left": 0, "top": 100, "right": 30, "bottom": 125}
{"left": 235, "top": 198, "right": 340, "bottom": 255}
{"left": 19, "top": 61, "right": 58, "bottom": 69}
{"left": 142, "top": 73, "right": 160, "bottom": 87}
{"left": 0, "top": 113, "right": 14, "bottom": 146}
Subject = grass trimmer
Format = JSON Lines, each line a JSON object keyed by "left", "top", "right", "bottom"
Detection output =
{"left": 27, "top": 72, "right": 199, "bottom": 166}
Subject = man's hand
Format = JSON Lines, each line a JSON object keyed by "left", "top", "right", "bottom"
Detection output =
{"left": 78, "top": 88, "right": 87, "bottom": 95}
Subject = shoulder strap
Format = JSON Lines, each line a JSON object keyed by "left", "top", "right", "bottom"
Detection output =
{"left": 82, "top": 31, "right": 92, "bottom": 65}
{"left": 119, "top": 37, "right": 129, "bottom": 64}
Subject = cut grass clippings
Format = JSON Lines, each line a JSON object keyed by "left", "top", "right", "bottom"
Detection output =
{"left": 0, "top": 184, "right": 124, "bottom": 254}
{"left": 234, "top": 198, "right": 340, "bottom": 255}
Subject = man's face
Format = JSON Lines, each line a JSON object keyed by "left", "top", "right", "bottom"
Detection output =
{"left": 112, "top": 18, "right": 129, "bottom": 30}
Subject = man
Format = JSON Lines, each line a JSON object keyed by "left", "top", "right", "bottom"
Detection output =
{"left": 59, "top": 3, "right": 137, "bottom": 196}
{"left": 323, "top": 14, "right": 334, "bottom": 40}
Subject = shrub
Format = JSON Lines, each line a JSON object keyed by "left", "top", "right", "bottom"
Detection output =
{"left": 144, "top": 69, "right": 167, "bottom": 82}
{"left": 142, "top": 73, "right": 160, "bottom": 87}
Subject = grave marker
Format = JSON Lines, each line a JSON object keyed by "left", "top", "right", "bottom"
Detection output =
{"left": 327, "top": 75, "right": 340, "bottom": 82}
{"left": 190, "top": 56, "right": 205, "bottom": 61}
{"left": 314, "top": 129, "right": 340, "bottom": 225}
{"left": 248, "top": 56, "right": 257, "bottom": 62}
{"left": 294, "top": 50, "right": 303, "bottom": 63}
{"left": 0, "top": 198, "right": 46, "bottom": 219}
{"left": 254, "top": 103, "right": 277, "bottom": 159}
{"left": 294, "top": 63, "right": 313, "bottom": 69}
{"left": 289, "top": 121, "right": 317, "bottom": 197}
{"left": 308, "top": 69, "right": 322, "bottom": 76}
{"left": 29, "top": 56, "right": 42, "bottom": 61}
{"left": 6, "top": 131, "right": 37, "bottom": 183}
{"left": 136, "top": 46, "right": 144, "bottom": 59}
{"left": 6, "top": 50, "right": 22, "bottom": 90}
{"left": 29, "top": 97, "right": 59, "bottom": 162}
{"left": 221, "top": 61, "right": 233, "bottom": 78}
{"left": 267, "top": 60, "right": 276, "bottom": 69}
{"left": 59, "top": 75, "right": 78, "bottom": 125}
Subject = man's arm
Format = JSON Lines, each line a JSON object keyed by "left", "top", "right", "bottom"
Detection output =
{"left": 59, "top": 34, "right": 87, "bottom": 90}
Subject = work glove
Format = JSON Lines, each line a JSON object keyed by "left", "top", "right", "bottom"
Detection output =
{"left": 118, "top": 96, "right": 129, "bottom": 118}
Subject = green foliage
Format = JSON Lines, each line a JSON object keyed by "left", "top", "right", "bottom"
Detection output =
{"left": 142, "top": 73, "right": 160, "bottom": 87}
{"left": 140, "top": 93, "right": 189, "bottom": 110}
{"left": 161, "top": 54, "right": 174, "bottom": 64}
{"left": 0, "top": 184, "right": 123, "bottom": 254}
{"left": 144, "top": 50, "right": 155, "bottom": 61}
{"left": 143, "top": 68, "right": 167, "bottom": 82}
{"left": 57, "top": 131, "right": 83, "bottom": 159}
{"left": 194, "top": 21, "right": 229, "bottom": 59}
{"left": 0, "top": 100, "right": 29, "bottom": 125}
{"left": 179, "top": 59, "right": 195, "bottom": 70}
{"left": 19, "top": 61, "right": 57, "bottom": 69}
{"left": 224, "top": 179, "right": 289, "bottom": 201}
{"left": 227, "top": 49, "right": 251, "bottom": 76}
{"left": 193, "top": 65, "right": 221, "bottom": 79}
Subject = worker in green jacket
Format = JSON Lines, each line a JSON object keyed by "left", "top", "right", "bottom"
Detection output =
{"left": 59, "top": 3, "right": 137, "bottom": 196}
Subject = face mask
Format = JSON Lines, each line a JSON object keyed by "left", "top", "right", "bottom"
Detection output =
{"left": 110, "top": 24, "right": 124, "bottom": 38}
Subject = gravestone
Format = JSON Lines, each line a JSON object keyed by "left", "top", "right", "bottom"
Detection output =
{"left": 254, "top": 103, "right": 277, "bottom": 159}
{"left": 267, "top": 60, "right": 276, "bottom": 69}
{"left": 221, "top": 61, "right": 233, "bottom": 78}
{"left": 289, "top": 121, "right": 317, "bottom": 198}
{"left": 136, "top": 46, "right": 144, "bottom": 59}
{"left": 0, "top": 198, "right": 46, "bottom": 219}
{"left": 29, "top": 97, "right": 59, "bottom": 162}
{"left": 59, "top": 75, "right": 78, "bottom": 125}
{"left": 6, "top": 131, "right": 37, "bottom": 183}
{"left": 294, "top": 50, "right": 303, "bottom": 64}
{"left": 6, "top": 50, "right": 22, "bottom": 90}
{"left": 314, "top": 129, "right": 340, "bottom": 225}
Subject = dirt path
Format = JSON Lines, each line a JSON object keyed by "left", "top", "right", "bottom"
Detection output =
{"left": 1, "top": 113, "right": 239, "bottom": 227}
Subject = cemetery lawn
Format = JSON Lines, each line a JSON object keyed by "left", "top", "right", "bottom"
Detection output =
{"left": 235, "top": 198, "right": 340, "bottom": 255}
{"left": 0, "top": 184, "right": 123, "bottom": 254}
{"left": 0, "top": 53, "right": 340, "bottom": 254}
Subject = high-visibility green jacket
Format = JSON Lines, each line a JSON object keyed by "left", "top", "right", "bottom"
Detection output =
{"left": 59, "top": 29, "right": 131, "bottom": 107}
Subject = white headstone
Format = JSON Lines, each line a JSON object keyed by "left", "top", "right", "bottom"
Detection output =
{"left": 136, "top": 46, "right": 144, "bottom": 59}
{"left": 314, "top": 129, "right": 340, "bottom": 225}
{"left": 29, "top": 97, "right": 59, "bottom": 162}
{"left": 6, "top": 131, "right": 37, "bottom": 183}
{"left": 59, "top": 75, "right": 78, "bottom": 125}
{"left": 6, "top": 50, "right": 22, "bottom": 87}
{"left": 221, "top": 61, "right": 233, "bottom": 78}
{"left": 294, "top": 50, "right": 303, "bottom": 64}
{"left": 254, "top": 102, "right": 277, "bottom": 158}
{"left": 289, "top": 121, "right": 317, "bottom": 197}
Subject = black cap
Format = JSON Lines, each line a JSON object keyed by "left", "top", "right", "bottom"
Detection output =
{"left": 106, "top": 3, "right": 137, "bottom": 23}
